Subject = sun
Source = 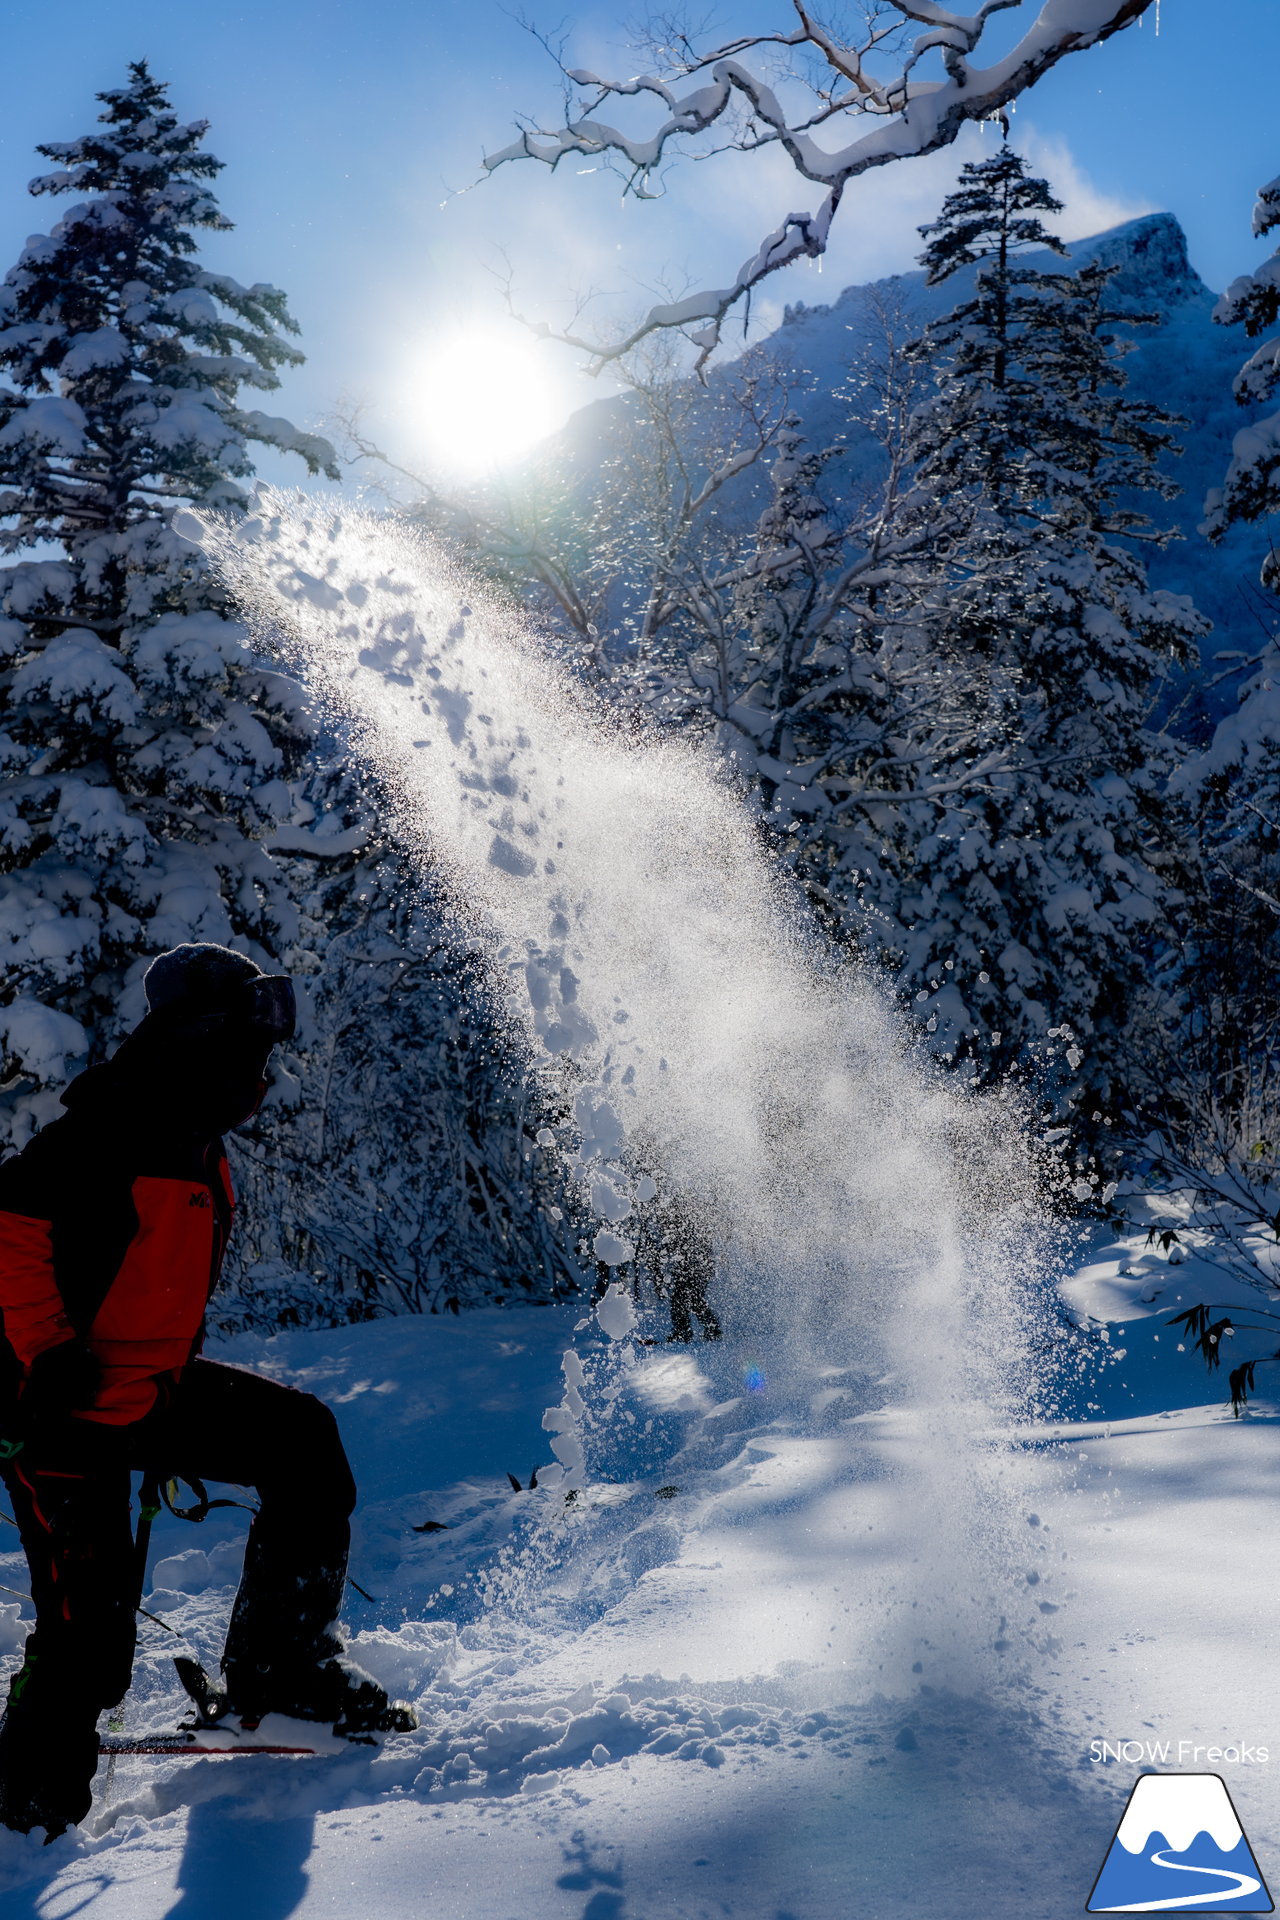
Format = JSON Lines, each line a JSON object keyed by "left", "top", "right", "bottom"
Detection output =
{"left": 408, "top": 323, "right": 569, "bottom": 480}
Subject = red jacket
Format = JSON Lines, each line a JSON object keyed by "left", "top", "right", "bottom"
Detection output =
{"left": 0, "top": 1059, "right": 235, "bottom": 1426}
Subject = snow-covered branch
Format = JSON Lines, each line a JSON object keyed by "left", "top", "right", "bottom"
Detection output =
{"left": 265, "top": 822, "right": 371, "bottom": 857}
{"left": 484, "top": 0, "right": 1153, "bottom": 368}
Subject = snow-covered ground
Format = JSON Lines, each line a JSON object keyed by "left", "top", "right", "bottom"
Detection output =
{"left": 0, "top": 1230, "right": 1276, "bottom": 1920}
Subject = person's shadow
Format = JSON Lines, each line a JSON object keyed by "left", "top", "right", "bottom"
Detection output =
{"left": 0, "top": 1789, "right": 313, "bottom": 1920}
{"left": 163, "top": 1798, "right": 315, "bottom": 1920}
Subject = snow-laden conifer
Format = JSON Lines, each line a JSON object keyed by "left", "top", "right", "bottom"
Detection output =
{"left": 219, "top": 798, "right": 585, "bottom": 1324}
{"left": 1141, "top": 169, "right": 1280, "bottom": 1256}
{"left": 0, "top": 62, "right": 337, "bottom": 1145}
{"left": 1175, "top": 167, "right": 1280, "bottom": 1161}
{"left": 869, "top": 149, "right": 1207, "bottom": 1120}
{"left": 1203, "top": 172, "right": 1280, "bottom": 586}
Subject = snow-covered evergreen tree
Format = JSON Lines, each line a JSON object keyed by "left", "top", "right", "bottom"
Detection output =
{"left": 222, "top": 810, "right": 584, "bottom": 1324}
{"left": 1135, "top": 169, "right": 1280, "bottom": 1265}
{"left": 863, "top": 149, "right": 1206, "bottom": 1123}
{"left": 0, "top": 62, "right": 337, "bottom": 1146}
{"left": 1184, "top": 163, "right": 1280, "bottom": 1065}
{"left": 1136, "top": 672, "right": 1280, "bottom": 1290}
{"left": 1203, "top": 170, "right": 1280, "bottom": 586}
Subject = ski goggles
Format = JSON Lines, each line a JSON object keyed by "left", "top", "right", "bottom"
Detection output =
{"left": 163, "top": 974, "right": 297, "bottom": 1044}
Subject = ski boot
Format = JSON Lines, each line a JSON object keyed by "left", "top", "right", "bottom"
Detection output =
{"left": 225, "top": 1654, "right": 417, "bottom": 1740}
{"left": 0, "top": 1786, "right": 70, "bottom": 1843}
{"left": 0, "top": 1696, "right": 92, "bottom": 1840}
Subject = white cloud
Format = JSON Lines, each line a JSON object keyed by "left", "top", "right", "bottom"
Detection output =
{"left": 1016, "top": 127, "right": 1157, "bottom": 241}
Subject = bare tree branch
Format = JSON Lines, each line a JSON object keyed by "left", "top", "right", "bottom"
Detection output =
{"left": 481, "top": 0, "right": 1153, "bottom": 370}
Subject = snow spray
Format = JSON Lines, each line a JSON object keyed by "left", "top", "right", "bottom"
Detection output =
{"left": 183, "top": 491, "right": 1064, "bottom": 1694}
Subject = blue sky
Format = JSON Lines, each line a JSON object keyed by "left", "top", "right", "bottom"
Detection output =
{"left": 0, "top": 1, "right": 1275, "bottom": 479}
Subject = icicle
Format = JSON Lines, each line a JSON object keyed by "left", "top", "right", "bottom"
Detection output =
{"left": 1154, "top": 0, "right": 1160, "bottom": 33}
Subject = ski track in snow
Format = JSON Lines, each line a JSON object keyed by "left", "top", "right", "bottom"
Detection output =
{"left": 1123, "top": 1852, "right": 1263, "bottom": 1910}
{"left": 0, "top": 1230, "right": 1276, "bottom": 1919}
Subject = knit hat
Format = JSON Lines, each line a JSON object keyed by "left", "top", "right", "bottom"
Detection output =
{"left": 143, "top": 943, "right": 264, "bottom": 1018}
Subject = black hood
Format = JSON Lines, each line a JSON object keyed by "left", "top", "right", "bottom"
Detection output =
{"left": 62, "top": 1010, "right": 273, "bottom": 1144}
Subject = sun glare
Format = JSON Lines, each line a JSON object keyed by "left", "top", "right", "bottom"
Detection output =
{"left": 409, "top": 324, "right": 568, "bottom": 479}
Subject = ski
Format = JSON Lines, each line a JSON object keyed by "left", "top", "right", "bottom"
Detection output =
{"left": 100, "top": 1735, "right": 322, "bottom": 1757}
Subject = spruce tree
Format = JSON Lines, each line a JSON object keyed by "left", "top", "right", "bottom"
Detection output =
{"left": 1203, "top": 170, "right": 1280, "bottom": 584}
{"left": 866, "top": 150, "right": 1207, "bottom": 1123}
{"left": 1140, "top": 170, "right": 1280, "bottom": 1244}
{"left": 0, "top": 62, "right": 337, "bottom": 1146}
{"left": 1188, "top": 163, "right": 1280, "bottom": 1060}
{"left": 910, "top": 143, "right": 1069, "bottom": 489}
{"left": 219, "top": 771, "right": 584, "bottom": 1323}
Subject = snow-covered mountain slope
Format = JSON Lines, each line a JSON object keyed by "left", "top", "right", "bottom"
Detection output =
{"left": 557, "top": 213, "right": 1267, "bottom": 702}
{"left": 1, "top": 1272, "right": 1276, "bottom": 1920}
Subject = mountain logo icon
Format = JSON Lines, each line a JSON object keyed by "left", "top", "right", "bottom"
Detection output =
{"left": 1088, "top": 1773, "right": 1273, "bottom": 1912}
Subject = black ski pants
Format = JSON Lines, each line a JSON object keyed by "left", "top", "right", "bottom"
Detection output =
{"left": 0, "top": 1359, "right": 356, "bottom": 1829}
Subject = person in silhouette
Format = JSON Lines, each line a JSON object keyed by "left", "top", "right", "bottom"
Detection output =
{"left": 0, "top": 944, "right": 413, "bottom": 1839}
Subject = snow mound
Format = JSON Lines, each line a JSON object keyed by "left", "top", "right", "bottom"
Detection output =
{"left": 346, "top": 1622, "right": 460, "bottom": 1702}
